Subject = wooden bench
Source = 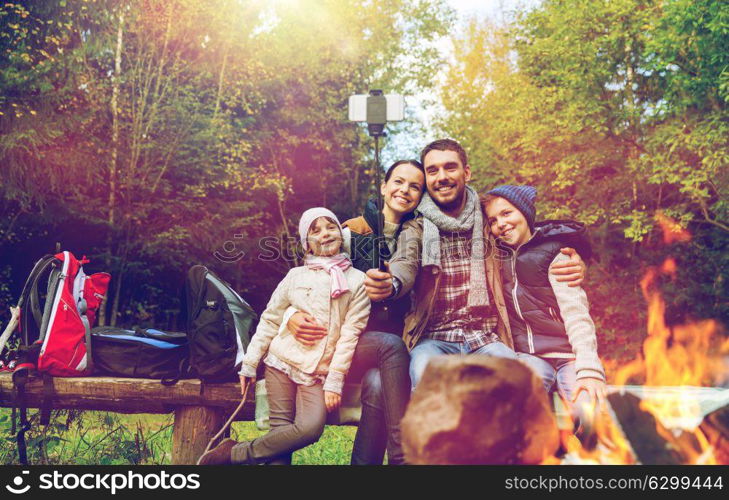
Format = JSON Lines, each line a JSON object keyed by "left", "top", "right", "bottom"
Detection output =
{"left": 3, "top": 372, "right": 726, "bottom": 464}
{"left": 0, "top": 372, "right": 362, "bottom": 464}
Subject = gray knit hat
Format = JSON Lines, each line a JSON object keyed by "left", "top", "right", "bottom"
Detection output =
{"left": 486, "top": 185, "right": 537, "bottom": 230}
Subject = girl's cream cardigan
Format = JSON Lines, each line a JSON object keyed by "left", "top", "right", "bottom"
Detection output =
{"left": 239, "top": 265, "right": 370, "bottom": 394}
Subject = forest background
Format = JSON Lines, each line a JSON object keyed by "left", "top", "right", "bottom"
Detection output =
{"left": 1, "top": 0, "right": 727, "bottom": 377}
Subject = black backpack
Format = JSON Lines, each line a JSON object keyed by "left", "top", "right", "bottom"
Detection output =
{"left": 185, "top": 265, "right": 256, "bottom": 382}
{"left": 90, "top": 327, "right": 189, "bottom": 383}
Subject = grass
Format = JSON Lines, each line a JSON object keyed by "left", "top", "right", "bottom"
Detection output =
{"left": 0, "top": 409, "right": 356, "bottom": 465}
{"left": 230, "top": 420, "right": 357, "bottom": 465}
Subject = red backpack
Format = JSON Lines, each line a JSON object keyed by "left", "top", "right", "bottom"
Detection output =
{"left": 36, "top": 251, "right": 110, "bottom": 375}
{"left": 1, "top": 251, "right": 111, "bottom": 375}
{"left": 0, "top": 251, "right": 110, "bottom": 464}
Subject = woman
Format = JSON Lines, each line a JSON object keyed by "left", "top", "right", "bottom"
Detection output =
{"left": 286, "top": 159, "right": 425, "bottom": 464}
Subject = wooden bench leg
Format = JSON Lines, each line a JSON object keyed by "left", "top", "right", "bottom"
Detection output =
{"left": 172, "top": 406, "right": 226, "bottom": 465}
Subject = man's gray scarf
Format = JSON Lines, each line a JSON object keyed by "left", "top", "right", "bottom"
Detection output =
{"left": 418, "top": 185, "right": 490, "bottom": 309}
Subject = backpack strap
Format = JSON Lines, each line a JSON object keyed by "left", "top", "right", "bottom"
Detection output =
{"left": 18, "top": 255, "right": 58, "bottom": 345}
{"left": 187, "top": 266, "right": 212, "bottom": 328}
{"left": 36, "top": 264, "right": 62, "bottom": 346}
{"left": 161, "top": 357, "right": 189, "bottom": 386}
{"left": 28, "top": 278, "right": 43, "bottom": 333}
{"left": 12, "top": 364, "right": 35, "bottom": 465}
{"left": 77, "top": 296, "right": 94, "bottom": 374}
{"left": 40, "top": 372, "right": 53, "bottom": 427}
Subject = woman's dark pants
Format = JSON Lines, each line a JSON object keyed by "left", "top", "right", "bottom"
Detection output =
{"left": 346, "top": 330, "right": 411, "bottom": 465}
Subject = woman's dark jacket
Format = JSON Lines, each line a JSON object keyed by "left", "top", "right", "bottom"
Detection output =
{"left": 343, "top": 199, "right": 414, "bottom": 334}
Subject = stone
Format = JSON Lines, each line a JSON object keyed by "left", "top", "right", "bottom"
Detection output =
{"left": 401, "top": 355, "right": 559, "bottom": 464}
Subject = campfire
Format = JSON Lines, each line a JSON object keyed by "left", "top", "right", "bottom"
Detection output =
{"left": 559, "top": 215, "right": 729, "bottom": 465}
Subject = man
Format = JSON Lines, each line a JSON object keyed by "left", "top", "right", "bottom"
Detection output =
{"left": 365, "top": 139, "right": 585, "bottom": 388}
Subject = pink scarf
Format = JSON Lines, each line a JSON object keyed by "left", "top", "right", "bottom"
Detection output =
{"left": 305, "top": 253, "right": 351, "bottom": 298}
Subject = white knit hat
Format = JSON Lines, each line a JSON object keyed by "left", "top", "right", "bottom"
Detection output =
{"left": 298, "top": 207, "right": 343, "bottom": 252}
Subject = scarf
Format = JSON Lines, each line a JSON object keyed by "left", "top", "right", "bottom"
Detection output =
{"left": 417, "top": 185, "right": 490, "bottom": 309}
{"left": 305, "top": 253, "right": 352, "bottom": 298}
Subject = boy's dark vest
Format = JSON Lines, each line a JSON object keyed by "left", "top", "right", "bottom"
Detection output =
{"left": 498, "top": 220, "right": 591, "bottom": 356}
{"left": 344, "top": 199, "right": 414, "bottom": 335}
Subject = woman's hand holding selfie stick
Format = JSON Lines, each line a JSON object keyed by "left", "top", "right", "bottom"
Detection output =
{"left": 364, "top": 263, "right": 393, "bottom": 302}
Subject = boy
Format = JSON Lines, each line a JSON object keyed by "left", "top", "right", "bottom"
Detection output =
{"left": 483, "top": 185, "right": 607, "bottom": 409}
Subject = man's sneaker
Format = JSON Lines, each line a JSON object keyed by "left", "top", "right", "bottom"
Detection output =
{"left": 197, "top": 438, "right": 237, "bottom": 465}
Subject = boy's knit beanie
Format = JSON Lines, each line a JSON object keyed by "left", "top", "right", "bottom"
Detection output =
{"left": 298, "top": 207, "right": 343, "bottom": 252}
{"left": 486, "top": 185, "right": 537, "bottom": 230}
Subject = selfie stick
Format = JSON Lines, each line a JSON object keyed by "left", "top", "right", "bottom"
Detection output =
{"left": 348, "top": 90, "right": 405, "bottom": 271}
{"left": 366, "top": 90, "right": 387, "bottom": 271}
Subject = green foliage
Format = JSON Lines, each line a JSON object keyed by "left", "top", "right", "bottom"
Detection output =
{"left": 0, "top": 0, "right": 453, "bottom": 324}
{"left": 0, "top": 409, "right": 354, "bottom": 465}
{"left": 438, "top": 0, "right": 728, "bottom": 366}
{"left": 230, "top": 420, "right": 356, "bottom": 465}
{"left": 0, "top": 409, "right": 174, "bottom": 465}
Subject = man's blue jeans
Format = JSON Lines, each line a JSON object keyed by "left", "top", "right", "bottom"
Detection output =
{"left": 346, "top": 331, "right": 411, "bottom": 465}
{"left": 409, "top": 338, "right": 518, "bottom": 389}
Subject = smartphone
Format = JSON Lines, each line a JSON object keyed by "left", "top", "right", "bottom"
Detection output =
{"left": 348, "top": 94, "right": 405, "bottom": 122}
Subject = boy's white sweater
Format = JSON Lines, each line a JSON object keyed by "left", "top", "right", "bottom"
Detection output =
{"left": 547, "top": 253, "right": 605, "bottom": 381}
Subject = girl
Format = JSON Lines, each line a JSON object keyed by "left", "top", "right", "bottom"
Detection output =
{"left": 198, "top": 207, "right": 370, "bottom": 465}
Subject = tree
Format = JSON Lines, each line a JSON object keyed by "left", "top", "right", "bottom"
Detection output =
{"left": 437, "top": 0, "right": 728, "bottom": 362}
{"left": 0, "top": 0, "right": 454, "bottom": 326}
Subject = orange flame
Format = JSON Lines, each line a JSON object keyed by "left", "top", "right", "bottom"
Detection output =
{"left": 655, "top": 211, "right": 691, "bottom": 244}
{"left": 609, "top": 214, "right": 727, "bottom": 464}
{"left": 612, "top": 261, "right": 724, "bottom": 388}
{"left": 560, "top": 415, "right": 637, "bottom": 464}
{"left": 561, "top": 214, "right": 727, "bottom": 464}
